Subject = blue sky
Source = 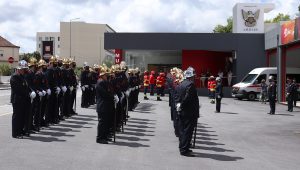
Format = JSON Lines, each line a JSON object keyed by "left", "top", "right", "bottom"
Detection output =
{"left": 0, "top": 0, "right": 299, "bottom": 53}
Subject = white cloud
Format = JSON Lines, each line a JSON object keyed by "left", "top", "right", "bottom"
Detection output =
{"left": 0, "top": 0, "right": 299, "bottom": 53}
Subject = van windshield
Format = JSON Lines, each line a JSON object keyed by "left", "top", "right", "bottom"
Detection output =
{"left": 241, "top": 74, "right": 258, "bottom": 83}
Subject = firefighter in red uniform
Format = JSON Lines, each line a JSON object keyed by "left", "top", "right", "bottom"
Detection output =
{"left": 149, "top": 70, "right": 156, "bottom": 96}
{"left": 160, "top": 73, "right": 166, "bottom": 97}
{"left": 209, "top": 76, "right": 217, "bottom": 104}
{"left": 156, "top": 73, "right": 163, "bottom": 101}
{"left": 143, "top": 71, "right": 150, "bottom": 100}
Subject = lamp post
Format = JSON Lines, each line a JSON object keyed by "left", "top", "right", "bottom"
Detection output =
{"left": 70, "top": 18, "right": 80, "bottom": 59}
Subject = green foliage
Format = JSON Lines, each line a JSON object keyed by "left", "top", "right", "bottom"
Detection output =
{"left": 20, "top": 51, "right": 41, "bottom": 62}
{"left": 213, "top": 17, "right": 233, "bottom": 33}
{"left": 0, "top": 63, "right": 12, "bottom": 76}
{"left": 265, "top": 13, "right": 291, "bottom": 23}
{"left": 102, "top": 59, "right": 113, "bottom": 68}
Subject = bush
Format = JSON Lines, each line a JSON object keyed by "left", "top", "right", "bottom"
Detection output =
{"left": 0, "top": 64, "right": 12, "bottom": 76}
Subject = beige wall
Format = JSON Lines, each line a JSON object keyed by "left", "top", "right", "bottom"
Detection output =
{"left": 60, "top": 22, "right": 112, "bottom": 67}
{"left": 0, "top": 47, "right": 19, "bottom": 67}
{"left": 36, "top": 32, "right": 61, "bottom": 56}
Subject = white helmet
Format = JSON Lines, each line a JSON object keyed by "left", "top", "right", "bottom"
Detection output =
{"left": 216, "top": 77, "right": 221, "bottom": 82}
{"left": 17, "top": 60, "right": 29, "bottom": 70}
{"left": 184, "top": 69, "right": 194, "bottom": 79}
{"left": 83, "top": 62, "right": 89, "bottom": 68}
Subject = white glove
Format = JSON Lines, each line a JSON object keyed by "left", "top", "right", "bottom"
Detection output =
{"left": 125, "top": 90, "right": 130, "bottom": 97}
{"left": 114, "top": 95, "right": 119, "bottom": 104}
{"left": 30, "top": 92, "right": 36, "bottom": 99}
{"left": 81, "top": 86, "right": 85, "bottom": 91}
{"left": 70, "top": 86, "right": 74, "bottom": 92}
{"left": 47, "top": 89, "right": 51, "bottom": 95}
{"left": 217, "top": 95, "right": 221, "bottom": 99}
{"left": 42, "top": 90, "right": 46, "bottom": 96}
{"left": 84, "top": 85, "right": 89, "bottom": 88}
{"left": 120, "top": 93, "right": 125, "bottom": 101}
{"left": 38, "top": 91, "right": 43, "bottom": 97}
{"left": 56, "top": 87, "right": 61, "bottom": 94}
{"left": 136, "top": 86, "right": 139, "bottom": 89}
{"left": 62, "top": 86, "right": 67, "bottom": 93}
{"left": 176, "top": 103, "right": 181, "bottom": 112}
{"left": 91, "top": 87, "right": 93, "bottom": 90}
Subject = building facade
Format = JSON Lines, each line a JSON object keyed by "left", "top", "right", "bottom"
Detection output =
{"left": 60, "top": 22, "right": 115, "bottom": 67}
{"left": 0, "top": 36, "right": 19, "bottom": 66}
{"left": 36, "top": 32, "right": 60, "bottom": 60}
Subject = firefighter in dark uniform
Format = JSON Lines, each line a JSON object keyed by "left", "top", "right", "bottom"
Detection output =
{"left": 267, "top": 76, "right": 276, "bottom": 115}
{"left": 215, "top": 77, "right": 223, "bottom": 113}
{"left": 90, "top": 65, "right": 99, "bottom": 105}
{"left": 34, "top": 59, "right": 48, "bottom": 131}
{"left": 37, "top": 59, "right": 49, "bottom": 127}
{"left": 286, "top": 78, "right": 295, "bottom": 112}
{"left": 128, "top": 69, "right": 135, "bottom": 111}
{"left": 10, "top": 60, "right": 30, "bottom": 138}
{"left": 119, "top": 63, "right": 129, "bottom": 124}
{"left": 24, "top": 57, "right": 38, "bottom": 135}
{"left": 69, "top": 58, "right": 78, "bottom": 115}
{"left": 96, "top": 66, "right": 115, "bottom": 144}
{"left": 56, "top": 57, "right": 66, "bottom": 121}
{"left": 61, "top": 58, "right": 71, "bottom": 117}
{"left": 175, "top": 67, "right": 199, "bottom": 156}
{"left": 81, "top": 62, "right": 90, "bottom": 108}
{"left": 46, "top": 56, "right": 59, "bottom": 124}
{"left": 134, "top": 68, "right": 141, "bottom": 106}
{"left": 292, "top": 79, "right": 298, "bottom": 107}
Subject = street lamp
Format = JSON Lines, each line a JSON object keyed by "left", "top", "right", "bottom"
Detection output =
{"left": 70, "top": 18, "right": 80, "bottom": 59}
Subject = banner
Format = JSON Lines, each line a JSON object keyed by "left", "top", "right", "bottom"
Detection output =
{"left": 281, "top": 20, "right": 295, "bottom": 45}
{"left": 115, "top": 49, "right": 122, "bottom": 64}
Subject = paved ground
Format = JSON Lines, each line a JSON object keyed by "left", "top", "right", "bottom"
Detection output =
{"left": 0, "top": 91, "right": 300, "bottom": 170}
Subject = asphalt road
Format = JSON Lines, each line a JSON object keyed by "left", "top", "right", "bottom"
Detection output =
{"left": 0, "top": 91, "right": 300, "bottom": 170}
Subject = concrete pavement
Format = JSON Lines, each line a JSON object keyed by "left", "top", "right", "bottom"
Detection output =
{"left": 0, "top": 93, "right": 300, "bottom": 170}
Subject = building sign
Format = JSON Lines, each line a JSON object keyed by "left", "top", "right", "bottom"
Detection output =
{"left": 115, "top": 49, "right": 122, "bottom": 64}
{"left": 281, "top": 20, "right": 295, "bottom": 45}
{"left": 233, "top": 3, "right": 274, "bottom": 33}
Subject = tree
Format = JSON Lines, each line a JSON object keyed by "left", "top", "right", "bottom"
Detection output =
{"left": 265, "top": 13, "right": 291, "bottom": 23}
{"left": 19, "top": 51, "right": 41, "bottom": 62}
{"left": 213, "top": 17, "right": 233, "bottom": 33}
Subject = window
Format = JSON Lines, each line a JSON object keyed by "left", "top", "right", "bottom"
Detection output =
{"left": 0, "top": 50, "right": 3, "bottom": 57}
{"left": 255, "top": 74, "right": 266, "bottom": 84}
{"left": 39, "top": 44, "right": 41, "bottom": 48}
{"left": 58, "top": 37, "right": 60, "bottom": 41}
{"left": 45, "top": 37, "right": 49, "bottom": 41}
{"left": 39, "top": 37, "right": 42, "bottom": 41}
{"left": 241, "top": 74, "right": 257, "bottom": 83}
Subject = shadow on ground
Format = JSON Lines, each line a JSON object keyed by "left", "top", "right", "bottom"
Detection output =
{"left": 25, "top": 114, "right": 96, "bottom": 142}
{"left": 191, "top": 123, "right": 244, "bottom": 161}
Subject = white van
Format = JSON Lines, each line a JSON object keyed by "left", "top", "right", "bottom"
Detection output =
{"left": 232, "top": 67, "right": 300, "bottom": 100}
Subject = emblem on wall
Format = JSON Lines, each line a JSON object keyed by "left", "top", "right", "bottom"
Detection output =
{"left": 242, "top": 9, "right": 260, "bottom": 27}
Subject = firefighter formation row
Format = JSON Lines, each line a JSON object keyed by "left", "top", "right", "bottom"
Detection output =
{"left": 10, "top": 56, "right": 78, "bottom": 138}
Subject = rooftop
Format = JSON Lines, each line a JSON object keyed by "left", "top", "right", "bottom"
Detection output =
{"left": 0, "top": 36, "right": 19, "bottom": 48}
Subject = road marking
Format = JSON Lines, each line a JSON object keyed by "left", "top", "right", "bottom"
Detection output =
{"left": 0, "top": 104, "right": 11, "bottom": 108}
{"left": 0, "top": 112, "right": 12, "bottom": 117}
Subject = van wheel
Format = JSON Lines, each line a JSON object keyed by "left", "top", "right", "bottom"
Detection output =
{"left": 237, "top": 97, "right": 242, "bottom": 100}
{"left": 248, "top": 93, "right": 256, "bottom": 101}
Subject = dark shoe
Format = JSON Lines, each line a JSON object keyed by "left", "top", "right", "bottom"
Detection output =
{"left": 180, "top": 152, "right": 195, "bottom": 157}
{"left": 96, "top": 139, "right": 108, "bottom": 144}
{"left": 215, "top": 111, "right": 220, "bottom": 113}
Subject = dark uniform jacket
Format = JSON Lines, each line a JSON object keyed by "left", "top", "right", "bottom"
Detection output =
{"left": 175, "top": 79, "right": 199, "bottom": 119}
{"left": 10, "top": 74, "right": 30, "bottom": 104}
{"left": 215, "top": 83, "right": 223, "bottom": 98}
{"left": 268, "top": 82, "right": 276, "bottom": 100}
{"left": 80, "top": 70, "right": 90, "bottom": 87}
{"left": 96, "top": 80, "right": 114, "bottom": 113}
{"left": 46, "top": 67, "right": 58, "bottom": 91}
